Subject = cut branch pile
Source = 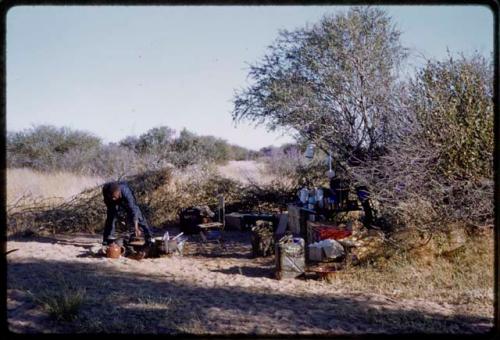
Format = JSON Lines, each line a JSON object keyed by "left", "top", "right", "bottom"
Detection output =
{"left": 7, "top": 168, "right": 173, "bottom": 236}
{"left": 7, "top": 166, "right": 298, "bottom": 236}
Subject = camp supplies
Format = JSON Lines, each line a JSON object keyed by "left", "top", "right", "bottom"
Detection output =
{"left": 308, "top": 239, "right": 345, "bottom": 262}
{"left": 275, "top": 235, "right": 305, "bottom": 280}
{"left": 179, "top": 206, "right": 215, "bottom": 234}
{"left": 315, "top": 188, "right": 324, "bottom": 208}
{"left": 163, "top": 233, "right": 187, "bottom": 255}
{"left": 298, "top": 187, "right": 309, "bottom": 205}
{"left": 106, "top": 242, "right": 125, "bottom": 259}
{"left": 225, "top": 212, "right": 246, "bottom": 231}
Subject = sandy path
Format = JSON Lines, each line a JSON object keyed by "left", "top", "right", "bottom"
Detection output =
{"left": 7, "top": 231, "right": 492, "bottom": 334}
{"left": 216, "top": 160, "right": 273, "bottom": 185}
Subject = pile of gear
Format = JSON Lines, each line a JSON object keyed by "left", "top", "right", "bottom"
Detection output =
{"left": 92, "top": 231, "right": 188, "bottom": 260}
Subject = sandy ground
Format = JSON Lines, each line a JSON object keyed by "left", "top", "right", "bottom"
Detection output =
{"left": 216, "top": 160, "right": 273, "bottom": 185}
{"left": 7, "top": 230, "right": 493, "bottom": 335}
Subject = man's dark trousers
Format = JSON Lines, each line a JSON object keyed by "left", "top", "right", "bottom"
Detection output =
{"left": 103, "top": 217, "right": 152, "bottom": 244}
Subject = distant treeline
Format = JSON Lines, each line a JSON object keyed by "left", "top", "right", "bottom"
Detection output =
{"left": 7, "top": 125, "right": 269, "bottom": 178}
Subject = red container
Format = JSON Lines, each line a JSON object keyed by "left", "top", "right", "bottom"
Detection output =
{"left": 317, "top": 228, "right": 352, "bottom": 240}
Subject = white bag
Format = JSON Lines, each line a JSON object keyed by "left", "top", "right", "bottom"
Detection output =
{"left": 322, "top": 239, "right": 345, "bottom": 259}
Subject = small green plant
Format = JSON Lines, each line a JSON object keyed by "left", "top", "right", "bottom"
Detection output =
{"left": 28, "top": 283, "right": 86, "bottom": 322}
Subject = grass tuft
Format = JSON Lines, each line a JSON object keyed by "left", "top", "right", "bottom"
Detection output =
{"left": 28, "top": 283, "right": 86, "bottom": 322}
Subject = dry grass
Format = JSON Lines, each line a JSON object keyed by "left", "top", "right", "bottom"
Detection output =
{"left": 325, "top": 229, "right": 494, "bottom": 318}
{"left": 7, "top": 168, "right": 104, "bottom": 205}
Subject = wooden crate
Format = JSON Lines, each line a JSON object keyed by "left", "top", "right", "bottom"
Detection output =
{"left": 306, "top": 221, "right": 343, "bottom": 264}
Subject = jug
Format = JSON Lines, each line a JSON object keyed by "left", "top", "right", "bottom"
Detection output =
{"left": 106, "top": 242, "right": 125, "bottom": 259}
{"left": 298, "top": 187, "right": 309, "bottom": 205}
{"left": 315, "top": 188, "right": 324, "bottom": 208}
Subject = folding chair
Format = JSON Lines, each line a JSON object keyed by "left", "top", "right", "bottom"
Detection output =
{"left": 197, "top": 195, "right": 226, "bottom": 251}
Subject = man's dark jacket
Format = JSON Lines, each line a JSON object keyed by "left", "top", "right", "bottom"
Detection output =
{"left": 102, "top": 182, "right": 149, "bottom": 240}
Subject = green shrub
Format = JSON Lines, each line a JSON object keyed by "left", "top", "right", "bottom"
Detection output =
{"left": 7, "top": 125, "right": 102, "bottom": 172}
{"left": 409, "top": 53, "right": 493, "bottom": 180}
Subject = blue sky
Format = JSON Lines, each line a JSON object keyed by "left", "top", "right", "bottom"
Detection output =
{"left": 7, "top": 5, "right": 494, "bottom": 150}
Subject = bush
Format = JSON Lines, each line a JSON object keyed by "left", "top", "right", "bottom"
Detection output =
{"left": 408, "top": 53, "right": 493, "bottom": 180}
{"left": 352, "top": 54, "right": 494, "bottom": 233}
{"left": 228, "top": 144, "right": 258, "bottom": 161}
{"left": 7, "top": 125, "right": 102, "bottom": 172}
{"left": 7, "top": 124, "right": 257, "bottom": 179}
{"left": 166, "top": 129, "right": 234, "bottom": 167}
{"left": 233, "top": 7, "right": 408, "bottom": 161}
{"left": 92, "top": 143, "right": 149, "bottom": 179}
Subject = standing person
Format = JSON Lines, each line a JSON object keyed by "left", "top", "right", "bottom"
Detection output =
{"left": 102, "top": 181, "right": 153, "bottom": 246}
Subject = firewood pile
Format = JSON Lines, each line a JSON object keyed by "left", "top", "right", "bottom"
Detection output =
{"left": 7, "top": 168, "right": 173, "bottom": 236}
{"left": 7, "top": 166, "right": 297, "bottom": 237}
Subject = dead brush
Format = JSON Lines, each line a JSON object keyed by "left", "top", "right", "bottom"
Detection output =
{"left": 7, "top": 187, "right": 105, "bottom": 236}
{"left": 7, "top": 168, "right": 173, "bottom": 236}
{"left": 7, "top": 165, "right": 297, "bottom": 235}
{"left": 145, "top": 165, "right": 297, "bottom": 225}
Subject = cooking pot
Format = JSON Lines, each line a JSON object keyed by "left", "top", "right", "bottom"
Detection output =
{"left": 106, "top": 242, "right": 125, "bottom": 259}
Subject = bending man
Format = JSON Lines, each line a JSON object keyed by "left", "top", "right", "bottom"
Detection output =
{"left": 102, "top": 181, "right": 153, "bottom": 246}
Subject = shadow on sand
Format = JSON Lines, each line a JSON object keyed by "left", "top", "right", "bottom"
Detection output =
{"left": 7, "top": 257, "right": 494, "bottom": 335}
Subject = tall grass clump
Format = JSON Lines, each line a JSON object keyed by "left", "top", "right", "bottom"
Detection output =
{"left": 28, "top": 283, "right": 86, "bottom": 322}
